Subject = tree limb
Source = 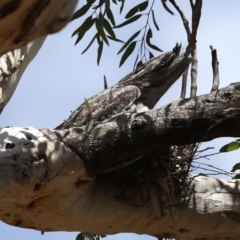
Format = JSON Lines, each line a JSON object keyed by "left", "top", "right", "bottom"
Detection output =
{"left": 0, "top": 37, "right": 46, "bottom": 113}
{"left": 0, "top": 0, "right": 77, "bottom": 56}
{"left": 0, "top": 126, "right": 240, "bottom": 239}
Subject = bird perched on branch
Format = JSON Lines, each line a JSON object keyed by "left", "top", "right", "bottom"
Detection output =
{"left": 56, "top": 44, "right": 192, "bottom": 130}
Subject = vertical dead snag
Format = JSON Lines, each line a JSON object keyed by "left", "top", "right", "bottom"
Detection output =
{"left": 210, "top": 45, "right": 220, "bottom": 92}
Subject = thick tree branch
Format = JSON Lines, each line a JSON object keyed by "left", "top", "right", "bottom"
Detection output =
{"left": 55, "top": 82, "right": 240, "bottom": 174}
{"left": 0, "top": 126, "right": 240, "bottom": 239}
{"left": 0, "top": 37, "right": 46, "bottom": 113}
{"left": 0, "top": 0, "right": 77, "bottom": 56}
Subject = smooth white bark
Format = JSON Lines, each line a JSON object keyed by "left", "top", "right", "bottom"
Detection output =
{"left": 0, "top": 126, "right": 239, "bottom": 239}
{"left": 0, "top": 37, "right": 46, "bottom": 112}
{"left": 0, "top": 0, "right": 77, "bottom": 56}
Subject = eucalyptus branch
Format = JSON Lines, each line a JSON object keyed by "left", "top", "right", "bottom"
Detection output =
{"left": 210, "top": 45, "right": 220, "bottom": 92}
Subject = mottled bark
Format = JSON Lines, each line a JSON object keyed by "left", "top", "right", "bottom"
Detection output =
{"left": 0, "top": 0, "right": 77, "bottom": 56}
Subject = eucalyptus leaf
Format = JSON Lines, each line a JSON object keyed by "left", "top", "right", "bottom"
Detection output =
{"left": 97, "top": 41, "right": 104, "bottom": 65}
{"left": 233, "top": 173, "right": 240, "bottom": 179}
{"left": 231, "top": 163, "right": 240, "bottom": 172}
{"left": 106, "top": 8, "right": 116, "bottom": 26}
{"left": 125, "top": 1, "right": 148, "bottom": 19}
{"left": 149, "top": 51, "right": 154, "bottom": 59}
{"left": 96, "top": 13, "right": 109, "bottom": 45}
{"left": 114, "top": 15, "right": 142, "bottom": 28}
{"left": 161, "top": 0, "right": 174, "bottom": 15}
{"left": 104, "top": 75, "right": 108, "bottom": 89}
{"left": 117, "top": 30, "right": 141, "bottom": 54}
{"left": 81, "top": 33, "right": 98, "bottom": 54}
{"left": 219, "top": 141, "right": 240, "bottom": 153}
{"left": 103, "top": 18, "right": 115, "bottom": 38}
{"left": 120, "top": 0, "right": 125, "bottom": 14}
{"left": 146, "top": 28, "right": 163, "bottom": 52}
{"left": 84, "top": 98, "right": 91, "bottom": 112}
{"left": 107, "top": 35, "right": 124, "bottom": 43}
{"left": 119, "top": 41, "right": 136, "bottom": 67}
{"left": 151, "top": 10, "right": 159, "bottom": 30}
{"left": 72, "top": 16, "right": 95, "bottom": 44}
{"left": 71, "top": 0, "right": 96, "bottom": 21}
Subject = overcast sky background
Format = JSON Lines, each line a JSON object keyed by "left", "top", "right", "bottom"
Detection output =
{"left": 1, "top": 1, "right": 240, "bottom": 239}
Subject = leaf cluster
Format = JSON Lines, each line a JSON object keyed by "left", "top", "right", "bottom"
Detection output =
{"left": 71, "top": 0, "right": 175, "bottom": 68}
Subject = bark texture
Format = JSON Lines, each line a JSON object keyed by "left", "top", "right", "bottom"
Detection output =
{"left": 1, "top": 72, "right": 240, "bottom": 240}
{"left": 0, "top": 37, "right": 46, "bottom": 113}
{"left": 0, "top": 0, "right": 77, "bottom": 56}
{"left": 0, "top": 126, "right": 240, "bottom": 240}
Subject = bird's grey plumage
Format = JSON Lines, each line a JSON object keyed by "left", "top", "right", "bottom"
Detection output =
{"left": 56, "top": 44, "right": 192, "bottom": 130}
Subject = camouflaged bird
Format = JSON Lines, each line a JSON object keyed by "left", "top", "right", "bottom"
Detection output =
{"left": 56, "top": 44, "right": 192, "bottom": 130}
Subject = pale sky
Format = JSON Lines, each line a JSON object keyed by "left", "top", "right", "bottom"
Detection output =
{"left": 1, "top": 1, "right": 240, "bottom": 239}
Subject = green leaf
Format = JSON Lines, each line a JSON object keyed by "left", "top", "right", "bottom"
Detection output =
{"left": 106, "top": 8, "right": 115, "bottom": 26}
{"left": 104, "top": 0, "right": 110, "bottom": 13}
{"left": 161, "top": 0, "right": 174, "bottom": 15}
{"left": 81, "top": 33, "right": 98, "bottom": 54}
{"left": 76, "top": 233, "right": 85, "bottom": 240}
{"left": 87, "top": 119, "right": 95, "bottom": 132}
{"left": 146, "top": 28, "right": 163, "bottom": 52}
{"left": 120, "top": 0, "right": 125, "bottom": 14}
{"left": 125, "top": 1, "right": 148, "bottom": 19}
{"left": 72, "top": 17, "right": 95, "bottom": 45}
{"left": 119, "top": 41, "right": 136, "bottom": 67}
{"left": 112, "top": 0, "right": 117, "bottom": 4}
{"left": 117, "top": 30, "right": 141, "bottom": 54}
{"left": 104, "top": 75, "right": 108, "bottom": 89}
{"left": 107, "top": 35, "right": 124, "bottom": 43}
{"left": 84, "top": 98, "right": 91, "bottom": 112}
{"left": 103, "top": 18, "right": 115, "bottom": 38}
{"left": 114, "top": 15, "right": 142, "bottom": 28}
{"left": 220, "top": 141, "right": 240, "bottom": 153}
{"left": 71, "top": 0, "right": 96, "bottom": 21}
{"left": 149, "top": 51, "right": 154, "bottom": 59}
{"left": 96, "top": 14, "right": 109, "bottom": 45}
{"left": 91, "top": 127, "right": 107, "bottom": 138}
{"left": 151, "top": 10, "right": 159, "bottom": 30}
{"left": 231, "top": 163, "right": 240, "bottom": 172}
{"left": 233, "top": 173, "right": 240, "bottom": 179}
{"left": 97, "top": 40, "right": 103, "bottom": 65}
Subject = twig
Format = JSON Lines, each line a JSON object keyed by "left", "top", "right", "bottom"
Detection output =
{"left": 169, "top": 0, "right": 191, "bottom": 41}
{"left": 189, "top": 0, "right": 202, "bottom": 97}
{"left": 210, "top": 45, "right": 220, "bottom": 92}
{"left": 193, "top": 161, "right": 232, "bottom": 176}
{"left": 190, "top": 48, "right": 198, "bottom": 98}
{"left": 180, "top": 65, "right": 189, "bottom": 98}
{"left": 169, "top": 0, "right": 202, "bottom": 98}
